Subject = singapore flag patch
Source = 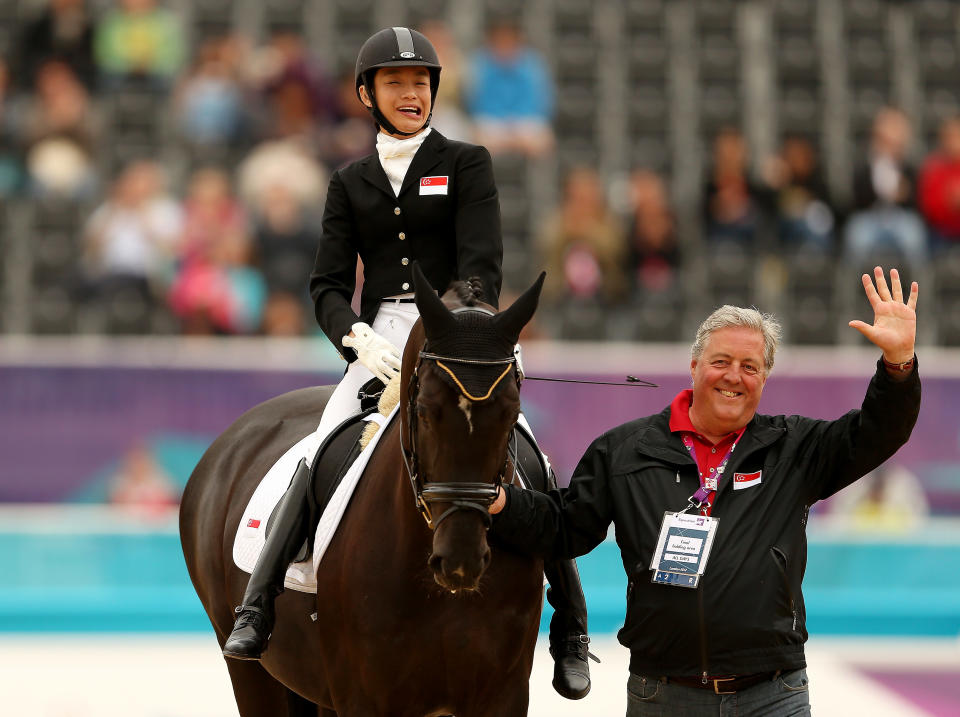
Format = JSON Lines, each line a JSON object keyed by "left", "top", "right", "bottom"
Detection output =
{"left": 733, "top": 470, "right": 762, "bottom": 490}
{"left": 420, "top": 176, "right": 448, "bottom": 195}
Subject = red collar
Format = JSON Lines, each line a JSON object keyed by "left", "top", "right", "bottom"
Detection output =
{"left": 668, "top": 389, "right": 743, "bottom": 445}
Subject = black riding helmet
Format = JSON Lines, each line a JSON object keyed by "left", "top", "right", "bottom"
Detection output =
{"left": 355, "top": 27, "right": 442, "bottom": 136}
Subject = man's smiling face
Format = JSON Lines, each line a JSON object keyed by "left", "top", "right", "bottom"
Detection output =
{"left": 689, "top": 326, "right": 767, "bottom": 441}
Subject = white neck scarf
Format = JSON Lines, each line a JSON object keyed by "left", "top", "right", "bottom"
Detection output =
{"left": 376, "top": 128, "right": 431, "bottom": 196}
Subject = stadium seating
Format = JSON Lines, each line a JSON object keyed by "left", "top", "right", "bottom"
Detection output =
{"left": 0, "top": 0, "right": 955, "bottom": 343}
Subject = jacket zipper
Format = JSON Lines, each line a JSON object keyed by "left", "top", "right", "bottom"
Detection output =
{"left": 698, "top": 578, "right": 709, "bottom": 683}
{"left": 770, "top": 546, "right": 798, "bottom": 631}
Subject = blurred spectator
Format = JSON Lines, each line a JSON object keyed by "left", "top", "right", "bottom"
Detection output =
{"left": 626, "top": 169, "right": 681, "bottom": 296}
{"left": 82, "top": 160, "right": 183, "bottom": 311}
{"left": 465, "top": 17, "right": 554, "bottom": 157}
{"left": 108, "top": 442, "right": 178, "bottom": 517}
{"left": 236, "top": 138, "right": 327, "bottom": 210}
{"left": 21, "top": 60, "right": 102, "bottom": 199}
{"left": 94, "top": 0, "right": 185, "bottom": 90}
{"left": 14, "top": 0, "right": 96, "bottom": 92}
{"left": 536, "top": 167, "right": 627, "bottom": 306}
{"left": 829, "top": 462, "right": 929, "bottom": 533}
{"left": 174, "top": 34, "right": 252, "bottom": 149}
{"left": 918, "top": 115, "right": 960, "bottom": 251}
{"left": 419, "top": 19, "right": 473, "bottom": 142}
{"left": 845, "top": 107, "right": 927, "bottom": 269}
{"left": 761, "top": 135, "right": 836, "bottom": 251}
{"left": 247, "top": 29, "right": 336, "bottom": 148}
{"left": 261, "top": 292, "right": 308, "bottom": 336}
{"left": 168, "top": 167, "right": 265, "bottom": 334}
{"left": 703, "top": 127, "right": 771, "bottom": 247}
{"left": 238, "top": 139, "right": 326, "bottom": 331}
{"left": 250, "top": 181, "right": 320, "bottom": 335}
{"left": 315, "top": 70, "right": 376, "bottom": 167}
{"left": 0, "top": 58, "right": 24, "bottom": 197}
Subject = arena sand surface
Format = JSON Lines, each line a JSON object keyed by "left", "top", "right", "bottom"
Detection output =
{"left": 2, "top": 635, "right": 957, "bottom": 716}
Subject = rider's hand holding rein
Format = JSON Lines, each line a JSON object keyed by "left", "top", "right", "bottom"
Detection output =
{"left": 343, "top": 322, "right": 402, "bottom": 384}
{"left": 849, "top": 266, "right": 919, "bottom": 377}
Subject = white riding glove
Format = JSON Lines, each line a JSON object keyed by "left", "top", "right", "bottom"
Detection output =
{"left": 342, "top": 322, "right": 402, "bottom": 384}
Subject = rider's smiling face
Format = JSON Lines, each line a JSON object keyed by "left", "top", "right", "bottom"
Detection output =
{"left": 360, "top": 66, "right": 432, "bottom": 138}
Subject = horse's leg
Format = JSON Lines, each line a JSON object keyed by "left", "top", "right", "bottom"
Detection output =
{"left": 225, "top": 658, "right": 317, "bottom": 717}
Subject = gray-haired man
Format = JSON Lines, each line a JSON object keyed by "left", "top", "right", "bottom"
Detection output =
{"left": 489, "top": 267, "right": 921, "bottom": 715}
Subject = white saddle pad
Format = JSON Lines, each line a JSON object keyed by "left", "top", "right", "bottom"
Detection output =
{"left": 232, "top": 405, "right": 399, "bottom": 594}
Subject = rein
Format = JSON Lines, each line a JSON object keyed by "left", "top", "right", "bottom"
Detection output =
{"left": 402, "top": 350, "right": 519, "bottom": 531}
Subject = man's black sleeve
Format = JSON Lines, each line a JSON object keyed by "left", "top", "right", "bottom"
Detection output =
{"left": 490, "top": 434, "right": 615, "bottom": 561}
{"left": 804, "top": 358, "right": 921, "bottom": 502}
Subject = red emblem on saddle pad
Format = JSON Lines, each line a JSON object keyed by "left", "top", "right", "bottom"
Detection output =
{"left": 247, "top": 518, "right": 261, "bottom": 529}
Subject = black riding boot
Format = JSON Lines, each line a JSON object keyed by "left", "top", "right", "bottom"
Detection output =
{"left": 223, "top": 457, "right": 313, "bottom": 660}
{"left": 544, "top": 557, "right": 594, "bottom": 699}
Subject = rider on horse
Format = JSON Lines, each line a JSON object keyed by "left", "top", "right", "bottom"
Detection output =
{"left": 222, "top": 26, "right": 594, "bottom": 700}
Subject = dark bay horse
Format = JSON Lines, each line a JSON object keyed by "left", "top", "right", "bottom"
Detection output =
{"left": 180, "top": 266, "right": 547, "bottom": 716}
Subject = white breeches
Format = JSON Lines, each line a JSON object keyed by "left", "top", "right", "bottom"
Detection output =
{"left": 304, "top": 300, "right": 420, "bottom": 466}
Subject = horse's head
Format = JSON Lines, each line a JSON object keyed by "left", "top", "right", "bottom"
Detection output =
{"left": 400, "top": 264, "right": 544, "bottom": 593}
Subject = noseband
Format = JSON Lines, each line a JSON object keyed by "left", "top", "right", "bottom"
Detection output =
{"left": 401, "top": 311, "right": 520, "bottom": 531}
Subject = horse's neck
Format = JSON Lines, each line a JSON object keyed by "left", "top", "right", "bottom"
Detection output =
{"left": 368, "top": 422, "right": 431, "bottom": 547}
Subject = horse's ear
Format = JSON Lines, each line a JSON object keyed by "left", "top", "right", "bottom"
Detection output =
{"left": 412, "top": 262, "right": 456, "bottom": 338}
{"left": 493, "top": 272, "right": 545, "bottom": 345}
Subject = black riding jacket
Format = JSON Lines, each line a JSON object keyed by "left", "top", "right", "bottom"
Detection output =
{"left": 491, "top": 360, "right": 921, "bottom": 678}
{"left": 309, "top": 130, "right": 502, "bottom": 362}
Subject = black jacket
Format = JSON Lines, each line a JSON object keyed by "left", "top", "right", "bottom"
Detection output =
{"left": 309, "top": 130, "right": 502, "bottom": 361}
{"left": 492, "top": 360, "right": 921, "bottom": 677}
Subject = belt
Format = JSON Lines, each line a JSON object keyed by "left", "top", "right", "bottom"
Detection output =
{"left": 382, "top": 297, "right": 417, "bottom": 303}
{"left": 667, "top": 671, "right": 780, "bottom": 695}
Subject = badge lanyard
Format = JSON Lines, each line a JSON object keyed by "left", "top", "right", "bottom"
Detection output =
{"left": 679, "top": 429, "right": 744, "bottom": 515}
{"left": 648, "top": 432, "right": 743, "bottom": 588}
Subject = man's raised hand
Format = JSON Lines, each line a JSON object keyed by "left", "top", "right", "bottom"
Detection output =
{"left": 848, "top": 266, "right": 918, "bottom": 365}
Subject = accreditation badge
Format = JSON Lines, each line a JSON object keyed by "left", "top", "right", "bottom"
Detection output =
{"left": 649, "top": 511, "right": 719, "bottom": 588}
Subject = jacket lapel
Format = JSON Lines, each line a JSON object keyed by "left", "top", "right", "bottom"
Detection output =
{"left": 634, "top": 409, "right": 694, "bottom": 465}
{"left": 357, "top": 154, "right": 396, "bottom": 200}
{"left": 726, "top": 419, "right": 784, "bottom": 468}
{"left": 632, "top": 411, "right": 785, "bottom": 467}
{"left": 399, "top": 130, "right": 445, "bottom": 198}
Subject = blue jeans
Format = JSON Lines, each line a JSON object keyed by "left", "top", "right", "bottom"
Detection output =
{"left": 626, "top": 669, "right": 811, "bottom": 716}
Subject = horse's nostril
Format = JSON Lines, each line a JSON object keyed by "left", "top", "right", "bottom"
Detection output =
{"left": 481, "top": 548, "right": 491, "bottom": 571}
{"left": 428, "top": 553, "right": 444, "bottom": 574}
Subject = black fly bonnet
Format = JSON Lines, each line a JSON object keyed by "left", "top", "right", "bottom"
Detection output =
{"left": 403, "top": 264, "right": 544, "bottom": 529}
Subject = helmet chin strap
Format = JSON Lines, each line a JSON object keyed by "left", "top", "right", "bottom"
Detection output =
{"left": 365, "top": 84, "right": 433, "bottom": 137}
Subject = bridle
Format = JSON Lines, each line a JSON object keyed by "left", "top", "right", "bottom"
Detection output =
{"left": 401, "top": 309, "right": 520, "bottom": 531}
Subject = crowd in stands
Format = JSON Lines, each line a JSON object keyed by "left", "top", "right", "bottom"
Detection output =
{"left": 1, "top": 1, "right": 959, "bottom": 340}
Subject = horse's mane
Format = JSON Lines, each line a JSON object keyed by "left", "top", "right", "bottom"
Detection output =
{"left": 448, "top": 277, "right": 485, "bottom": 307}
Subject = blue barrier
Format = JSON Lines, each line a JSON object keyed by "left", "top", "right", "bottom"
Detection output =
{"left": 2, "top": 527, "right": 959, "bottom": 636}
